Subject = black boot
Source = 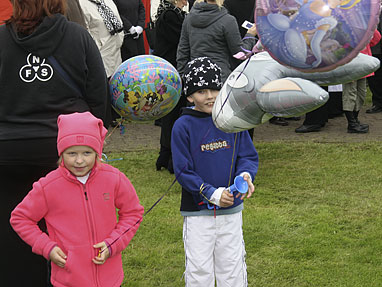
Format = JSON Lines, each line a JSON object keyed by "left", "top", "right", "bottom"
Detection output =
{"left": 167, "top": 155, "right": 174, "bottom": 174}
{"left": 156, "top": 145, "right": 171, "bottom": 171}
{"left": 353, "top": 111, "right": 369, "bottom": 131}
{"left": 344, "top": 111, "right": 368, "bottom": 133}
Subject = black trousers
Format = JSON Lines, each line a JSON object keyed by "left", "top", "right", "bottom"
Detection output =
{"left": 303, "top": 86, "right": 329, "bottom": 126}
{"left": 1, "top": 164, "right": 56, "bottom": 286}
{"left": 367, "top": 54, "right": 382, "bottom": 107}
{"left": 121, "top": 35, "right": 145, "bottom": 62}
{"left": 160, "top": 97, "right": 187, "bottom": 150}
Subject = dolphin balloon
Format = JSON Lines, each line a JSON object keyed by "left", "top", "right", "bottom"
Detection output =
{"left": 212, "top": 51, "right": 380, "bottom": 133}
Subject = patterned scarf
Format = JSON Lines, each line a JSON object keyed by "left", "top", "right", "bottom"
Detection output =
{"left": 155, "top": 0, "right": 184, "bottom": 21}
{"left": 89, "top": 0, "right": 123, "bottom": 35}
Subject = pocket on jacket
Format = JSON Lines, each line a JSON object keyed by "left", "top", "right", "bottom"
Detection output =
{"left": 53, "top": 245, "right": 93, "bottom": 286}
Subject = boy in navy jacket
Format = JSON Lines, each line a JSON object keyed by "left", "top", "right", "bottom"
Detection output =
{"left": 171, "top": 57, "right": 259, "bottom": 286}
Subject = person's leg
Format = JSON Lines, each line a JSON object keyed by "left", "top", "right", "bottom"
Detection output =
{"left": 121, "top": 37, "right": 139, "bottom": 62}
{"left": 157, "top": 97, "right": 186, "bottom": 172}
{"left": 342, "top": 80, "right": 357, "bottom": 112}
{"left": 355, "top": 78, "right": 367, "bottom": 111}
{"left": 1, "top": 165, "right": 54, "bottom": 286}
{"left": 343, "top": 81, "right": 367, "bottom": 133}
{"left": 183, "top": 216, "right": 215, "bottom": 287}
{"left": 328, "top": 91, "right": 343, "bottom": 118}
{"left": 366, "top": 54, "right": 382, "bottom": 113}
{"left": 353, "top": 78, "right": 369, "bottom": 131}
{"left": 215, "top": 212, "right": 247, "bottom": 287}
{"left": 295, "top": 102, "right": 329, "bottom": 133}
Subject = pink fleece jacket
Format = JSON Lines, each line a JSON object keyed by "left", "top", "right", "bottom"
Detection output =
{"left": 10, "top": 163, "right": 144, "bottom": 287}
{"left": 361, "top": 29, "right": 381, "bottom": 77}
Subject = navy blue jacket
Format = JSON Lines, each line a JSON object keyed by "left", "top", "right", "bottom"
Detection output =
{"left": 171, "top": 108, "right": 259, "bottom": 214}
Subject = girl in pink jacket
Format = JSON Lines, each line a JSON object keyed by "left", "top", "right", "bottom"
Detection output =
{"left": 10, "top": 112, "right": 144, "bottom": 287}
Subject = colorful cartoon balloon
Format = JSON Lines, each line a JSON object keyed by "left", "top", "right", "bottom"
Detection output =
{"left": 109, "top": 55, "right": 182, "bottom": 121}
{"left": 255, "top": 0, "right": 381, "bottom": 72}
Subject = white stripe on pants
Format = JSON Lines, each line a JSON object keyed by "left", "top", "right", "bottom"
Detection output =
{"left": 183, "top": 211, "right": 247, "bottom": 287}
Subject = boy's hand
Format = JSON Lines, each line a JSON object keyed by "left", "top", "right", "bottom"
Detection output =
{"left": 92, "top": 241, "right": 110, "bottom": 265}
{"left": 219, "top": 189, "right": 234, "bottom": 207}
{"left": 247, "top": 25, "right": 257, "bottom": 36}
{"left": 236, "top": 173, "right": 255, "bottom": 200}
{"left": 49, "top": 246, "right": 67, "bottom": 268}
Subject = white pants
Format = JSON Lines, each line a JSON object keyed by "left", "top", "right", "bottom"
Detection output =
{"left": 183, "top": 212, "right": 247, "bottom": 287}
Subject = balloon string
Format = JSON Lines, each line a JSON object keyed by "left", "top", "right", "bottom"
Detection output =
{"left": 213, "top": 54, "right": 253, "bottom": 122}
{"left": 106, "top": 126, "right": 213, "bottom": 250}
{"left": 106, "top": 51, "right": 256, "bottom": 250}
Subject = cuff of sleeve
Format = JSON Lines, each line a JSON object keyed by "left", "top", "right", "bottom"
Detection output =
{"left": 240, "top": 172, "right": 252, "bottom": 182}
{"left": 106, "top": 242, "right": 112, "bottom": 257}
{"left": 41, "top": 241, "right": 58, "bottom": 260}
{"left": 209, "top": 187, "right": 226, "bottom": 207}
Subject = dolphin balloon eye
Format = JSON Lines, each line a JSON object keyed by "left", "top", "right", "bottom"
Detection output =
{"left": 227, "top": 71, "right": 249, "bottom": 89}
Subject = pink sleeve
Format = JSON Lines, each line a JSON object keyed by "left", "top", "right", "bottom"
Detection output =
{"left": 10, "top": 181, "right": 57, "bottom": 260}
{"left": 370, "top": 29, "right": 381, "bottom": 47}
{"left": 104, "top": 173, "right": 144, "bottom": 256}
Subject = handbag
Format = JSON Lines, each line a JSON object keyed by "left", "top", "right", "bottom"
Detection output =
{"left": 145, "top": 16, "right": 156, "bottom": 50}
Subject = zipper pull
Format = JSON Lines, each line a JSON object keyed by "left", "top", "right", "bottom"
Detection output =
{"left": 84, "top": 185, "right": 88, "bottom": 200}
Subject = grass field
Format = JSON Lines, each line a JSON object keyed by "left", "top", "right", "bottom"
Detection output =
{"left": 106, "top": 141, "right": 382, "bottom": 287}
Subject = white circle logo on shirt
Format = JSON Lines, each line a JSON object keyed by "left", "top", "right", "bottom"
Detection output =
{"left": 19, "top": 53, "right": 53, "bottom": 82}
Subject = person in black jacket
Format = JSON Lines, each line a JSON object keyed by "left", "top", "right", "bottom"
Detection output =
{"left": 114, "top": 0, "right": 146, "bottom": 61}
{"left": 154, "top": 0, "right": 188, "bottom": 173}
{"left": 366, "top": 12, "right": 382, "bottom": 114}
{"left": 224, "top": 0, "right": 255, "bottom": 38}
{"left": 0, "top": 0, "right": 108, "bottom": 285}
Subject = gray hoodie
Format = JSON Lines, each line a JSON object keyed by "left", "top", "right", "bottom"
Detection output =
{"left": 176, "top": 1, "right": 255, "bottom": 81}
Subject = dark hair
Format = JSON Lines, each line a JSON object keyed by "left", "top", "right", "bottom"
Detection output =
{"left": 6, "top": 0, "right": 66, "bottom": 35}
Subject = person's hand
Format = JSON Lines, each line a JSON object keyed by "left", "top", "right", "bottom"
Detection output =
{"left": 236, "top": 173, "right": 255, "bottom": 200}
{"left": 135, "top": 26, "right": 143, "bottom": 35}
{"left": 129, "top": 26, "right": 137, "bottom": 34}
{"left": 49, "top": 246, "right": 67, "bottom": 268}
{"left": 92, "top": 241, "right": 110, "bottom": 265}
{"left": 247, "top": 24, "right": 257, "bottom": 36}
{"left": 219, "top": 189, "right": 234, "bottom": 207}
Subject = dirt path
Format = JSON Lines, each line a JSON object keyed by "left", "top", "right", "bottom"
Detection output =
{"left": 103, "top": 108, "right": 382, "bottom": 153}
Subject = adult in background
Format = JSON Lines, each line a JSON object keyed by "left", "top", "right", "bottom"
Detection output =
{"left": 223, "top": 0, "right": 259, "bottom": 136}
{"left": 366, "top": 12, "right": 382, "bottom": 114}
{"left": 114, "top": 0, "right": 146, "bottom": 61}
{"left": 224, "top": 0, "right": 255, "bottom": 38}
{"left": 0, "top": 0, "right": 12, "bottom": 23}
{"left": 154, "top": 0, "right": 188, "bottom": 173}
{"left": 79, "top": 0, "right": 124, "bottom": 78}
{"left": 0, "top": 0, "right": 109, "bottom": 285}
{"left": 79, "top": 0, "right": 124, "bottom": 126}
{"left": 342, "top": 29, "right": 381, "bottom": 133}
{"left": 66, "top": 0, "right": 86, "bottom": 27}
{"left": 295, "top": 86, "right": 330, "bottom": 133}
{"left": 177, "top": 0, "right": 257, "bottom": 82}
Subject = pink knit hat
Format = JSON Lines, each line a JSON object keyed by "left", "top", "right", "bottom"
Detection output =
{"left": 57, "top": 112, "right": 107, "bottom": 156}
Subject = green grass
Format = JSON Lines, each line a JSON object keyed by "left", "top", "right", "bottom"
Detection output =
{"left": 107, "top": 141, "right": 382, "bottom": 286}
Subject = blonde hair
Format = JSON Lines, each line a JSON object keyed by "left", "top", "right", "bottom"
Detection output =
{"left": 196, "top": 0, "right": 225, "bottom": 8}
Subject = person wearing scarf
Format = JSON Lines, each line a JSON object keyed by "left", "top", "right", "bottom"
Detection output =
{"left": 154, "top": 0, "right": 188, "bottom": 173}
{"left": 113, "top": 0, "right": 146, "bottom": 61}
{"left": 79, "top": 0, "right": 124, "bottom": 78}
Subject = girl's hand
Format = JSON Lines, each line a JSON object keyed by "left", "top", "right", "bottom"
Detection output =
{"left": 236, "top": 173, "right": 255, "bottom": 200}
{"left": 49, "top": 246, "right": 67, "bottom": 268}
{"left": 92, "top": 241, "right": 110, "bottom": 265}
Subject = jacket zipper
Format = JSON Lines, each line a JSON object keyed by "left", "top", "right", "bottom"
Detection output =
{"left": 83, "top": 184, "right": 100, "bottom": 287}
